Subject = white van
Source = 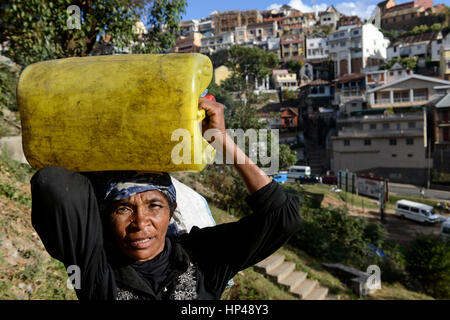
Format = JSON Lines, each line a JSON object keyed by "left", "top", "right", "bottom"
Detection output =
{"left": 395, "top": 199, "right": 441, "bottom": 224}
{"left": 440, "top": 219, "right": 450, "bottom": 239}
{"left": 287, "top": 166, "right": 311, "bottom": 180}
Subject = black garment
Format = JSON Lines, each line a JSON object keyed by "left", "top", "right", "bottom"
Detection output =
{"left": 30, "top": 166, "right": 302, "bottom": 300}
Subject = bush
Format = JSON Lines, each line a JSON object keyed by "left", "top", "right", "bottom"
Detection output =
{"left": 291, "top": 206, "right": 371, "bottom": 267}
{"left": 405, "top": 234, "right": 450, "bottom": 299}
{"left": 363, "top": 221, "right": 388, "bottom": 248}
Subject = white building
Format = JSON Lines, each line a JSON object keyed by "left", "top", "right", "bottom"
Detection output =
{"left": 306, "top": 36, "right": 329, "bottom": 60}
{"left": 387, "top": 31, "right": 443, "bottom": 65}
{"left": 328, "top": 23, "right": 389, "bottom": 77}
{"left": 319, "top": 6, "right": 340, "bottom": 29}
{"left": 179, "top": 20, "right": 199, "bottom": 36}
{"left": 200, "top": 32, "right": 235, "bottom": 55}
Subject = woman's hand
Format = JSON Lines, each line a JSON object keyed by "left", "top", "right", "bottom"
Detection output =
{"left": 198, "top": 97, "right": 226, "bottom": 137}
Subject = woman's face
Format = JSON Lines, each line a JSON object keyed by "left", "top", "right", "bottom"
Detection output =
{"left": 109, "top": 190, "right": 171, "bottom": 262}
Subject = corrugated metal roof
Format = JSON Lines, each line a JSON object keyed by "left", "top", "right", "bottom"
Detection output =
{"left": 435, "top": 93, "right": 450, "bottom": 108}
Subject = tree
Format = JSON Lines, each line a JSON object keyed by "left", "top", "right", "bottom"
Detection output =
{"left": 405, "top": 234, "right": 450, "bottom": 299}
{"left": 225, "top": 45, "right": 279, "bottom": 93}
{"left": 284, "top": 60, "right": 303, "bottom": 76}
{"left": 0, "top": 0, "right": 186, "bottom": 66}
{"left": 279, "top": 144, "right": 297, "bottom": 170}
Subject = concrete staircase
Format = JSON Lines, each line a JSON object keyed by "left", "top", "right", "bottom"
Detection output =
{"left": 305, "top": 143, "right": 327, "bottom": 176}
{"left": 254, "top": 254, "right": 339, "bottom": 300}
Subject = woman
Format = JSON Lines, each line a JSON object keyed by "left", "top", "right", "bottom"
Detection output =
{"left": 30, "top": 97, "right": 302, "bottom": 300}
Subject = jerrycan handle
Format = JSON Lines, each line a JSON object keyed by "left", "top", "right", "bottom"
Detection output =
{"left": 197, "top": 89, "right": 217, "bottom": 121}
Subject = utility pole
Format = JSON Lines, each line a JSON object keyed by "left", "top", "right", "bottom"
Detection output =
{"left": 379, "top": 181, "right": 385, "bottom": 222}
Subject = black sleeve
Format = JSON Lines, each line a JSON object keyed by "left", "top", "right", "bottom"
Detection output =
{"left": 179, "top": 180, "right": 301, "bottom": 292}
{"left": 30, "top": 166, "right": 116, "bottom": 300}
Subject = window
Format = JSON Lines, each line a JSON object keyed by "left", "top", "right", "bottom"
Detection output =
{"left": 344, "top": 139, "right": 350, "bottom": 146}
{"left": 408, "top": 154, "right": 413, "bottom": 157}
{"left": 353, "top": 30, "right": 359, "bottom": 35}
{"left": 411, "top": 207, "right": 419, "bottom": 213}
{"left": 406, "top": 138, "right": 414, "bottom": 145}
{"left": 364, "top": 139, "right": 371, "bottom": 145}
{"left": 408, "top": 122, "right": 416, "bottom": 128}
{"left": 370, "top": 124, "right": 376, "bottom": 130}
{"left": 390, "top": 71, "right": 394, "bottom": 76}
{"left": 398, "top": 204, "right": 410, "bottom": 211}
{"left": 340, "top": 42, "right": 345, "bottom": 47}
{"left": 383, "top": 123, "right": 389, "bottom": 129}
{"left": 392, "top": 154, "right": 397, "bottom": 157}
{"left": 396, "top": 123, "right": 401, "bottom": 130}
{"left": 390, "top": 138, "right": 397, "bottom": 145}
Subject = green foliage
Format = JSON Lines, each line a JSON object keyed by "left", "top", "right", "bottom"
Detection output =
{"left": 225, "top": 45, "right": 279, "bottom": 92}
{"left": 0, "top": 64, "right": 20, "bottom": 111}
{"left": 281, "top": 89, "right": 298, "bottom": 101}
{"left": 381, "top": 57, "right": 417, "bottom": 70}
{"left": 284, "top": 60, "right": 303, "bottom": 75}
{"left": 0, "top": 0, "right": 186, "bottom": 65}
{"left": 0, "top": 151, "right": 35, "bottom": 183}
{"left": 279, "top": 144, "right": 297, "bottom": 171}
{"left": 405, "top": 234, "right": 450, "bottom": 299}
{"left": 363, "top": 221, "right": 388, "bottom": 248}
{"left": 0, "top": 183, "right": 31, "bottom": 206}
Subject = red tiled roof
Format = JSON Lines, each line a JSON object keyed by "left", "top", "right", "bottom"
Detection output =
{"left": 281, "top": 107, "right": 299, "bottom": 116}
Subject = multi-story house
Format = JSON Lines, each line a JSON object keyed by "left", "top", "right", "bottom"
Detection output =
{"left": 328, "top": 23, "right": 389, "bottom": 77}
{"left": 319, "top": 6, "right": 341, "bottom": 29}
{"left": 387, "top": 31, "right": 443, "bottom": 66}
{"left": 280, "top": 35, "right": 305, "bottom": 62}
{"left": 179, "top": 20, "right": 199, "bottom": 36}
{"left": 367, "top": 74, "right": 450, "bottom": 110}
{"left": 272, "top": 69, "right": 298, "bottom": 90}
{"left": 299, "top": 79, "right": 334, "bottom": 116}
{"left": 172, "top": 33, "right": 203, "bottom": 53}
{"left": 198, "top": 18, "right": 215, "bottom": 35}
{"left": 211, "top": 10, "right": 262, "bottom": 34}
{"left": 281, "top": 108, "right": 299, "bottom": 128}
{"left": 365, "top": 62, "right": 414, "bottom": 90}
{"left": 281, "top": 9, "right": 306, "bottom": 35}
{"left": 430, "top": 93, "right": 450, "bottom": 173}
{"left": 440, "top": 44, "right": 450, "bottom": 81}
{"left": 246, "top": 21, "right": 278, "bottom": 43}
{"left": 261, "top": 9, "right": 285, "bottom": 35}
{"left": 333, "top": 73, "right": 366, "bottom": 108}
{"left": 331, "top": 112, "right": 430, "bottom": 185}
{"left": 306, "top": 36, "right": 329, "bottom": 61}
{"left": 337, "top": 15, "right": 362, "bottom": 28}
{"left": 378, "top": 0, "right": 445, "bottom": 32}
{"left": 200, "top": 32, "right": 235, "bottom": 55}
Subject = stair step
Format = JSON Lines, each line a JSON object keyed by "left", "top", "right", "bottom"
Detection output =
{"left": 279, "top": 271, "right": 307, "bottom": 291}
{"left": 254, "top": 254, "right": 284, "bottom": 274}
{"left": 267, "top": 262, "right": 296, "bottom": 282}
{"left": 304, "top": 286, "right": 329, "bottom": 300}
{"left": 292, "top": 279, "right": 318, "bottom": 299}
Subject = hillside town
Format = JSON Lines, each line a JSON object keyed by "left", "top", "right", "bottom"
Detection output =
{"left": 171, "top": 0, "right": 450, "bottom": 191}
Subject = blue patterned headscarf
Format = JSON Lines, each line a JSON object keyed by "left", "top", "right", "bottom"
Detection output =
{"left": 103, "top": 172, "right": 176, "bottom": 205}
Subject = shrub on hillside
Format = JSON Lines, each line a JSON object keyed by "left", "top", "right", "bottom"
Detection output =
{"left": 363, "top": 221, "right": 388, "bottom": 248}
{"left": 405, "top": 234, "right": 450, "bottom": 299}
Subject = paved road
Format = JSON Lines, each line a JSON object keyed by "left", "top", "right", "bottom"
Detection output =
{"left": 389, "top": 183, "right": 450, "bottom": 201}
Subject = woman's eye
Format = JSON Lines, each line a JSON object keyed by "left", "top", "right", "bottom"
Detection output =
{"left": 116, "top": 206, "right": 132, "bottom": 214}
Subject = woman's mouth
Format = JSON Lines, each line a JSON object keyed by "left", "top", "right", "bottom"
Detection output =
{"left": 128, "top": 237, "right": 154, "bottom": 249}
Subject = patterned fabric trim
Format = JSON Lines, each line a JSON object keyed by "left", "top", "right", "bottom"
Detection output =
{"left": 169, "top": 262, "right": 198, "bottom": 300}
{"left": 115, "top": 262, "right": 198, "bottom": 300}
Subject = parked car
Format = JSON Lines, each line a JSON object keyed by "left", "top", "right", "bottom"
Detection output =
{"left": 395, "top": 199, "right": 441, "bottom": 224}
{"left": 321, "top": 175, "right": 337, "bottom": 185}
{"left": 287, "top": 165, "right": 311, "bottom": 181}
{"left": 271, "top": 171, "right": 288, "bottom": 184}
{"left": 440, "top": 219, "right": 450, "bottom": 239}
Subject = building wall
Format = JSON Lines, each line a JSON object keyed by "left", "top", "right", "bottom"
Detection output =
{"left": 306, "top": 37, "right": 329, "bottom": 60}
{"left": 214, "top": 65, "right": 232, "bottom": 85}
{"left": 440, "top": 46, "right": 450, "bottom": 80}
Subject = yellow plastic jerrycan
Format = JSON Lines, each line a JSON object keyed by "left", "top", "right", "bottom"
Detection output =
{"left": 17, "top": 53, "right": 216, "bottom": 172}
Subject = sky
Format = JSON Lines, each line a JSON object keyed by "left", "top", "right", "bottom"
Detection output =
{"left": 182, "top": 0, "right": 450, "bottom": 22}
